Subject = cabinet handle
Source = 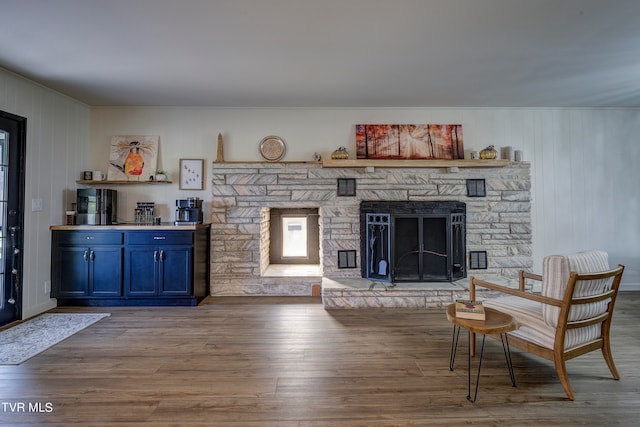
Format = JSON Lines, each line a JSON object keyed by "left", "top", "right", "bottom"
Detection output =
{"left": 153, "top": 236, "right": 166, "bottom": 240}
{"left": 153, "top": 250, "right": 159, "bottom": 262}
{"left": 159, "top": 250, "right": 165, "bottom": 262}
{"left": 85, "top": 236, "right": 95, "bottom": 240}
{"left": 83, "top": 250, "right": 89, "bottom": 262}
{"left": 90, "top": 250, "right": 95, "bottom": 261}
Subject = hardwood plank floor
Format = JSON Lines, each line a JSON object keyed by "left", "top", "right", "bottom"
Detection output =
{"left": 1, "top": 293, "right": 639, "bottom": 426}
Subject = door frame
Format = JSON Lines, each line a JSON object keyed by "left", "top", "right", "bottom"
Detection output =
{"left": 0, "top": 110, "right": 27, "bottom": 326}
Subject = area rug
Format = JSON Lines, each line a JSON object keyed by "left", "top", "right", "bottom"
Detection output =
{"left": 0, "top": 313, "right": 110, "bottom": 365}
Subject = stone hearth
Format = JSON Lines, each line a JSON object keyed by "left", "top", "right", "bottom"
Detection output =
{"left": 209, "top": 161, "right": 532, "bottom": 308}
{"left": 321, "top": 276, "right": 521, "bottom": 309}
{"left": 322, "top": 277, "right": 466, "bottom": 309}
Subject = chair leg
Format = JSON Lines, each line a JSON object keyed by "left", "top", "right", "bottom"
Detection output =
{"left": 601, "top": 337, "right": 620, "bottom": 380}
{"left": 554, "top": 356, "right": 575, "bottom": 401}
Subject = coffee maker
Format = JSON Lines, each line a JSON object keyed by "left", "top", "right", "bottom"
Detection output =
{"left": 175, "top": 197, "right": 203, "bottom": 225}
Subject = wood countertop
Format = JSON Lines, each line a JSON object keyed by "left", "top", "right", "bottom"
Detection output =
{"left": 50, "top": 223, "right": 211, "bottom": 231}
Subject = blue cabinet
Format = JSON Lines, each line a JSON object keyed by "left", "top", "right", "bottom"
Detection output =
{"left": 125, "top": 231, "right": 193, "bottom": 297}
{"left": 51, "top": 226, "right": 209, "bottom": 306}
{"left": 52, "top": 231, "right": 123, "bottom": 298}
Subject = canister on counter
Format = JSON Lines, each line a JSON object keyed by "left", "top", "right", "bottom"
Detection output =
{"left": 66, "top": 211, "right": 76, "bottom": 225}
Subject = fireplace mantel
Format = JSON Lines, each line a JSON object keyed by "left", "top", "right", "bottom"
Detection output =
{"left": 214, "top": 159, "right": 511, "bottom": 168}
{"left": 322, "top": 159, "right": 510, "bottom": 168}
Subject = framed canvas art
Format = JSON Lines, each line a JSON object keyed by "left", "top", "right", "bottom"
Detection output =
{"left": 356, "top": 124, "right": 464, "bottom": 160}
{"left": 179, "top": 158, "right": 204, "bottom": 190}
{"left": 107, "top": 135, "right": 159, "bottom": 181}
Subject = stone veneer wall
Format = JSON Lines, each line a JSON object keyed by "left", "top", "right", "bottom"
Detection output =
{"left": 210, "top": 162, "right": 532, "bottom": 295}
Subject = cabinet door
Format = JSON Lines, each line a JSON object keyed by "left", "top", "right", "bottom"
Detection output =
{"left": 90, "top": 246, "right": 123, "bottom": 296}
{"left": 159, "top": 246, "right": 192, "bottom": 295}
{"left": 125, "top": 247, "right": 160, "bottom": 296}
{"left": 55, "top": 246, "right": 90, "bottom": 297}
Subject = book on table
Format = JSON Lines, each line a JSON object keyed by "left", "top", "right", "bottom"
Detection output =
{"left": 455, "top": 300, "right": 486, "bottom": 320}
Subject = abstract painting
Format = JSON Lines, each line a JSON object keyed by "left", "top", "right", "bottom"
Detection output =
{"left": 356, "top": 124, "right": 464, "bottom": 160}
{"left": 107, "top": 135, "right": 159, "bottom": 181}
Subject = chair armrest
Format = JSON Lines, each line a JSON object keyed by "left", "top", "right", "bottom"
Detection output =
{"left": 520, "top": 270, "right": 542, "bottom": 291}
{"left": 470, "top": 276, "right": 563, "bottom": 307}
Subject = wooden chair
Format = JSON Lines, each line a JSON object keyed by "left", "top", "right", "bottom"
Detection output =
{"left": 469, "top": 250, "right": 625, "bottom": 400}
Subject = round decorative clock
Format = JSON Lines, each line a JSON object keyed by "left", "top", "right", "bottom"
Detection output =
{"left": 259, "top": 136, "right": 286, "bottom": 161}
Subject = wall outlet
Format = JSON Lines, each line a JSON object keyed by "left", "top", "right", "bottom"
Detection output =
{"left": 44, "top": 280, "right": 51, "bottom": 294}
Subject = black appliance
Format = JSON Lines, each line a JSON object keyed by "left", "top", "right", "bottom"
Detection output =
{"left": 175, "top": 197, "right": 203, "bottom": 225}
{"left": 76, "top": 189, "right": 118, "bottom": 225}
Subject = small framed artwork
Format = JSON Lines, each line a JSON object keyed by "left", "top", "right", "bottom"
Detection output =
{"left": 179, "top": 158, "right": 204, "bottom": 190}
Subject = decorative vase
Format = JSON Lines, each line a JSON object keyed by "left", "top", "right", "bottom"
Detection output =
{"left": 331, "top": 146, "right": 349, "bottom": 160}
{"left": 479, "top": 145, "right": 498, "bottom": 159}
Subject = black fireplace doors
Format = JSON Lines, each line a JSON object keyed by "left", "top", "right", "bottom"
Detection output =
{"left": 360, "top": 202, "right": 466, "bottom": 283}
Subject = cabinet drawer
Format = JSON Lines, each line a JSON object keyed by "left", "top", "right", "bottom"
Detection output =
{"left": 54, "top": 231, "right": 124, "bottom": 245}
{"left": 126, "top": 231, "right": 193, "bottom": 245}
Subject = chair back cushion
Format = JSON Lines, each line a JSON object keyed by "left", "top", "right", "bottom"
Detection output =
{"left": 541, "top": 250, "right": 611, "bottom": 328}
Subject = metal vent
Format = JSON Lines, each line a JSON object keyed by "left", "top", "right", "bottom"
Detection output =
{"left": 466, "top": 179, "right": 486, "bottom": 197}
{"left": 337, "top": 178, "right": 356, "bottom": 196}
{"left": 469, "top": 251, "right": 488, "bottom": 269}
{"left": 338, "top": 250, "right": 357, "bottom": 268}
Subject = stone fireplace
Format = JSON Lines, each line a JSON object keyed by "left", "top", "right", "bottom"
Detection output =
{"left": 209, "top": 161, "right": 532, "bottom": 297}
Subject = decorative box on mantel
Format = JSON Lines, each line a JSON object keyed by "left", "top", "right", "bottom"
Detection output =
{"left": 209, "top": 161, "right": 532, "bottom": 298}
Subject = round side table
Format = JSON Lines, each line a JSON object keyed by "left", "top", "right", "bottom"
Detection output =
{"left": 446, "top": 303, "right": 519, "bottom": 402}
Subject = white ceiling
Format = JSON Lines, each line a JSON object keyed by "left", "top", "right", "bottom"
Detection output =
{"left": 1, "top": 0, "right": 640, "bottom": 108}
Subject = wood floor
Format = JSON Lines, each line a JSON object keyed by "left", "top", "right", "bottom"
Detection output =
{"left": 1, "top": 293, "right": 640, "bottom": 426}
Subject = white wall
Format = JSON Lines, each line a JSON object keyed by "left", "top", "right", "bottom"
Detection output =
{"left": 91, "top": 106, "right": 640, "bottom": 289}
{"left": 0, "top": 68, "right": 90, "bottom": 319}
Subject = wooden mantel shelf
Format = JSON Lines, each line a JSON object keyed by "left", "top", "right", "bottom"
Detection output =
{"left": 76, "top": 180, "right": 172, "bottom": 185}
{"left": 321, "top": 159, "right": 510, "bottom": 168}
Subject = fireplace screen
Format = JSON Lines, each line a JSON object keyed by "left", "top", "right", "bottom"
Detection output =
{"left": 360, "top": 202, "right": 466, "bottom": 282}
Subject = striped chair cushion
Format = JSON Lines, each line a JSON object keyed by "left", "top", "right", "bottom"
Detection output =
{"left": 484, "top": 296, "right": 555, "bottom": 349}
{"left": 484, "top": 295, "right": 602, "bottom": 350}
{"left": 541, "top": 250, "right": 611, "bottom": 328}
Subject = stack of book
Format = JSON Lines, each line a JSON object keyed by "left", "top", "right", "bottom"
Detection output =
{"left": 455, "top": 300, "right": 486, "bottom": 320}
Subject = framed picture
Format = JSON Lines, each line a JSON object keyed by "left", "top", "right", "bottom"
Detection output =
{"left": 179, "top": 158, "right": 204, "bottom": 190}
{"left": 107, "top": 135, "right": 159, "bottom": 181}
{"left": 355, "top": 124, "right": 464, "bottom": 160}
